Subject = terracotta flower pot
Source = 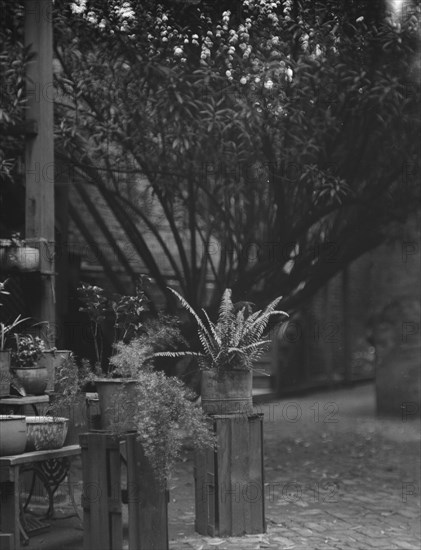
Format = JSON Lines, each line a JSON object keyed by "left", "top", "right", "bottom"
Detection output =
{"left": 0, "top": 415, "right": 27, "bottom": 456}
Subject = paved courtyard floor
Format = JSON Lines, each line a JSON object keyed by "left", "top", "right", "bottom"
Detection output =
{"left": 22, "top": 382, "right": 420, "bottom": 550}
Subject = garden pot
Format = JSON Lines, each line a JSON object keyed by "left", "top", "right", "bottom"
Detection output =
{"left": 25, "top": 416, "right": 69, "bottom": 451}
{"left": 38, "top": 349, "right": 72, "bottom": 392}
{"left": 0, "top": 240, "right": 40, "bottom": 272}
{"left": 201, "top": 369, "right": 253, "bottom": 415}
{"left": 0, "top": 349, "right": 11, "bottom": 397}
{"left": 95, "top": 378, "right": 138, "bottom": 430}
{"left": 0, "top": 415, "right": 27, "bottom": 456}
{"left": 12, "top": 365, "right": 48, "bottom": 395}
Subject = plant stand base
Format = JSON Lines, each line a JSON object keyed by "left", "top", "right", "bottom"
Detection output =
{"left": 194, "top": 413, "right": 265, "bottom": 537}
{"left": 80, "top": 431, "right": 169, "bottom": 550}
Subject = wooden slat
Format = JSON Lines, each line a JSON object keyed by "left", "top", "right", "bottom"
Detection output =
{"left": 216, "top": 417, "right": 231, "bottom": 536}
{"left": 125, "top": 433, "right": 140, "bottom": 550}
{"left": 0, "top": 444, "right": 80, "bottom": 466}
{"left": 80, "top": 435, "right": 92, "bottom": 550}
{"left": 0, "top": 480, "right": 20, "bottom": 550}
{"left": 193, "top": 414, "right": 265, "bottom": 538}
{"left": 249, "top": 415, "right": 265, "bottom": 533}
{"left": 125, "top": 433, "right": 169, "bottom": 549}
{"left": 108, "top": 442, "right": 123, "bottom": 549}
{"left": 81, "top": 433, "right": 111, "bottom": 550}
{"left": 0, "top": 533, "right": 14, "bottom": 550}
{"left": 193, "top": 450, "right": 208, "bottom": 535}
{"left": 231, "top": 415, "right": 251, "bottom": 536}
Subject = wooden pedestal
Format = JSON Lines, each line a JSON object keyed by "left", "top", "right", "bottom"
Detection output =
{"left": 194, "top": 413, "right": 265, "bottom": 537}
{"left": 80, "top": 432, "right": 169, "bottom": 550}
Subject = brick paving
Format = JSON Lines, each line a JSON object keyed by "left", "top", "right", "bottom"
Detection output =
{"left": 168, "top": 383, "right": 420, "bottom": 550}
{"left": 21, "top": 382, "right": 420, "bottom": 549}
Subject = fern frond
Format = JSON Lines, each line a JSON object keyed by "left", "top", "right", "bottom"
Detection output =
{"left": 232, "top": 308, "right": 245, "bottom": 347}
{"left": 201, "top": 309, "right": 220, "bottom": 346}
{"left": 153, "top": 351, "right": 205, "bottom": 359}
{"left": 168, "top": 287, "right": 214, "bottom": 348}
{"left": 218, "top": 288, "right": 234, "bottom": 324}
{"left": 250, "top": 309, "right": 288, "bottom": 341}
{"left": 228, "top": 340, "right": 269, "bottom": 355}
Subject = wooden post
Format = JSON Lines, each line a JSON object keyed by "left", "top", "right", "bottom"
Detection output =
{"left": 194, "top": 413, "right": 265, "bottom": 537}
{"left": 125, "top": 433, "right": 169, "bottom": 550}
{"left": 24, "top": 0, "right": 55, "bottom": 338}
{"left": 80, "top": 432, "right": 123, "bottom": 550}
{"left": 80, "top": 432, "right": 169, "bottom": 550}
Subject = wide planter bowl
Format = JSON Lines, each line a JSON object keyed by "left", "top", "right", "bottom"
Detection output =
{"left": 0, "top": 415, "right": 27, "bottom": 456}
{"left": 12, "top": 366, "right": 48, "bottom": 395}
{"left": 25, "top": 416, "right": 69, "bottom": 451}
{"left": 0, "top": 241, "right": 40, "bottom": 272}
{"left": 95, "top": 378, "right": 138, "bottom": 431}
{"left": 201, "top": 369, "right": 253, "bottom": 415}
{"left": 0, "top": 349, "right": 11, "bottom": 397}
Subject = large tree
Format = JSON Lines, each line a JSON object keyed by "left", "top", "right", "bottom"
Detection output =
{"left": 3, "top": 0, "right": 420, "bottom": 311}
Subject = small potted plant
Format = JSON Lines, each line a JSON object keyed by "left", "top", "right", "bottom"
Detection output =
{"left": 0, "top": 279, "right": 29, "bottom": 396}
{"left": 156, "top": 288, "right": 288, "bottom": 415}
{"left": 94, "top": 313, "right": 187, "bottom": 430}
{"left": 11, "top": 334, "right": 49, "bottom": 395}
{"left": 77, "top": 276, "right": 157, "bottom": 420}
{"left": 0, "top": 232, "right": 40, "bottom": 272}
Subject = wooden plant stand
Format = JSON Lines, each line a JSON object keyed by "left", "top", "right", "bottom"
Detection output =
{"left": 194, "top": 413, "right": 265, "bottom": 537}
{"left": 80, "top": 431, "right": 169, "bottom": 550}
{"left": 0, "top": 445, "right": 81, "bottom": 550}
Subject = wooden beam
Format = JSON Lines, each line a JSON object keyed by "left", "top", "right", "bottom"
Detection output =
{"left": 24, "top": 0, "right": 55, "bottom": 335}
{"left": 68, "top": 202, "right": 126, "bottom": 294}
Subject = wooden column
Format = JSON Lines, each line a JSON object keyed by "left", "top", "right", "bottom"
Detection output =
{"left": 194, "top": 413, "right": 265, "bottom": 537}
{"left": 24, "top": 0, "right": 55, "bottom": 338}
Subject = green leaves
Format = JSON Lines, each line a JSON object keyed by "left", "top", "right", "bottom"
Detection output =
{"left": 159, "top": 286, "right": 288, "bottom": 372}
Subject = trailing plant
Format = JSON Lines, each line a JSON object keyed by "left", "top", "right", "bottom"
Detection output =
{"left": 109, "top": 366, "right": 214, "bottom": 486}
{"left": 47, "top": 353, "right": 95, "bottom": 418}
{"left": 155, "top": 287, "right": 288, "bottom": 373}
{"left": 109, "top": 314, "right": 187, "bottom": 378}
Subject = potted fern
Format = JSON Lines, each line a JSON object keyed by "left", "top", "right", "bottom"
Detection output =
{"left": 156, "top": 288, "right": 288, "bottom": 415}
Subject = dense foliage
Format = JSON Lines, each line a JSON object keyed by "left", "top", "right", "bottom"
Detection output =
{"left": 156, "top": 287, "right": 288, "bottom": 371}
{"left": 1, "top": 0, "right": 420, "bottom": 310}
